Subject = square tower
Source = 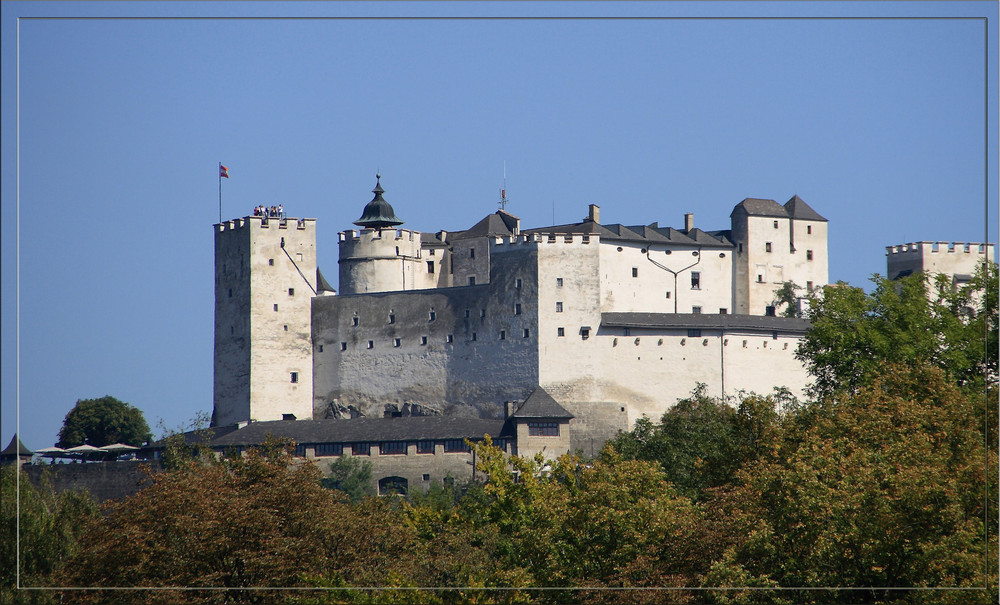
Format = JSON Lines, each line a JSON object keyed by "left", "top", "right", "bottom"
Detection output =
{"left": 214, "top": 216, "right": 317, "bottom": 426}
{"left": 730, "top": 196, "right": 828, "bottom": 315}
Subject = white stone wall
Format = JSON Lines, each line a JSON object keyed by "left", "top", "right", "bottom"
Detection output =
{"left": 450, "top": 236, "right": 494, "bottom": 286}
{"left": 338, "top": 228, "right": 424, "bottom": 295}
{"left": 214, "top": 217, "right": 316, "bottom": 426}
{"left": 598, "top": 241, "right": 734, "bottom": 315}
{"left": 733, "top": 213, "right": 828, "bottom": 315}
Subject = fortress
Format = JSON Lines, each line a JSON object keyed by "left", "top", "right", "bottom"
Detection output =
{"left": 213, "top": 175, "right": 837, "bottom": 451}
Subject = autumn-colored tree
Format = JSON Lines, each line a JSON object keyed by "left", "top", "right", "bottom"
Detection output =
{"left": 58, "top": 438, "right": 426, "bottom": 604}
{"left": 703, "top": 364, "right": 997, "bottom": 604}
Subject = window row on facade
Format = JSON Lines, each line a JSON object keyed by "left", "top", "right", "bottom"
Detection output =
{"left": 285, "top": 438, "right": 513, "bottom": 458}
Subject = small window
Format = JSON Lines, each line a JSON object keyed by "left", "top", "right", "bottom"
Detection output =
{"left": 692, "top": 306, "right": 702, "bottom": 314}
{"left": 807, "top": 250, "right": 814, "bottom": 261}
{"left": 738, "top": 243, "right": 744, "bottom": 253}
{"left": 581, "top": 327, "right": 590, "bottom": 339}
{"left": 447, "top": 334, "right": 454, "bottom": 343}
{"left": 691, "top": 272, "right": 701, "bottom": 290}
{"left": 470, "top": 248, "right": 476, "bottom": 258}
{"left": 316, "top": 443, "right": 343, "bottom": 456}
{"left": 290, "top": 372, "right": 298, "bottom": 383}
{"left": 429, "top": 310, "right": 437, "bottom": 321}
{"left": 523, "top": 328, "right": 530, "bottom": 338}
{"left": 389, "top": 314, "right": 395, "bottom": 324}
{"left": 393, "top": 338, "right": 401, "bottom": 347}
{"left": 515, "top": 303, "right": 522, "bottom": 315}
{"left": 632, "top": 267, "right": 638, "bottom": 278}
{"left": 765, "top": 242, "right": 772, "bottom": 253}
{"left": 444, "top": 439, "right": 470, "bottom": 453}
{"left": 420, "top": 336, "right": 427, "bottom": 345}
{"left": 665, "top": 292, "right": 671, "bottom": 299}
{"left": 228, "top": 288, "right": 232, "bottom": 298}
{"left": 687, "top": 329, "right": 702, "bottom": 338}
{"left": 294, "top": 445, "right": 306, "bottom": 457}
{"left": 352, "top": 443, "right": 370, "bottom": 456}
{"left": 427, "top": 261, "right": 435, "bottom": 273}
{"left": 430, "top": 249, "right": 436, "bottom": 256}
{"left": 500, "top": 330, "right": 506, "bottom": 340}
{"left": 296, "top": 253, "right": 303, "bottom": 261}
{"left": 417, "top": 441, "right": 434, "bottom": 454}
{"left": 268, "top": 259, "right": 274, "bottom": 266}
{"left": 556, "top": 278, "right": 563, "bottom": 287}
{"left": 468, "top": 276, "right": 476, "bottom": 285}
{"left": 773, "top": 331, "right": 779, "bottom": 340}
{"left": 471, "top": 333, "right": 477, "bottom": 341}
{"left": 765, "top": 306, "right": 776, "bottom": 317}
{"left": 340, "top": 342, "right": 347, "bottom": 351}
{"left": 623, "top": 327, "right": 631, "bottom": 336}
{"left": 288, "top": 288, "right": 294, "bottom": 296}
{"left": 367, "top": 340, "right": 374, "bottom": 349}
{"left": 380, "top": 442, "right": 407, "bottom": 455}
{"left": 528, "top": 422, "right": 559, "bottom": 436}
{"left": 773, "top": 220, "right": 779, "bottom": 229}
{"left": 807, "top": 225, "right": 812, "bottom": 234}
{"left": 352, "top": 316, "right": 359, "bottom": 326}
{"left": 480, "top": 309, "right": 486, "bottom": 318}
{"left": 757, "top": 274, "right": 764, "bottom": 283}
{"left": 422, "top": 473, "right": 431, "bottom": 481}
{"left": 283, "top": 325, "right": 288, "bottom": 331}
{"left": 557, "top": 327, "right": 565, "bottom": 337}
{"left": 807, "top": 281, "right": 813, "bottom": 291}
{"left": 273, "top": 304, "right": 279, "bottom": 312}
{"left": 719, "top": 308, "right": 727, "bottom": 315}
{"left": 556, "top": 302, "right": 563, "bottom": 312}
{"left": 465, "top": 309, "right": 471, "bottom": 318}
{"left": 515, "top": 278, "right": 522, "bottom": 289}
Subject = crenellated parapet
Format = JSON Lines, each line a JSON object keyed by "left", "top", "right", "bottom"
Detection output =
{"left": 885, "top": 241, "right": 993, "bottom": 256}
{"left": 216, "top": 215, "right": 314, "bottom": 233}
{"left": 491, "top": 232, "right": 600, "bottom": 251}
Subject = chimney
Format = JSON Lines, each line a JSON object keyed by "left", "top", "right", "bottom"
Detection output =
{"left": 684, "top": 213, "right": 694, "bottom": 232}
{"left": 587, "top": 204, "right": 600, "bottom": 223}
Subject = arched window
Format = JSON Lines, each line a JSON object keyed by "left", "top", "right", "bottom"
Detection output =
{"left": 378, "top": 476, "right": 408, "bottom": 496}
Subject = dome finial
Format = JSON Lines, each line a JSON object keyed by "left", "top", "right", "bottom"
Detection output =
{"left": 355, "top": 172, "right": 402, "bottom": 228}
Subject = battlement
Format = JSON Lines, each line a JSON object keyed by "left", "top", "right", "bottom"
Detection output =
{"left": 216, "top": 216, "right": 314, "bottom": 233}
{"left": 886, "top": 241, "right": 993, "bottom": 256}
{"left": 491, "top": 232, "right": 600, "bottom": 250}
{"left": 339, "top": 228, "right": 421, "bottom": 243}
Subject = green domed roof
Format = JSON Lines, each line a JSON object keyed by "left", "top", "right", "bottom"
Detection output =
{"left": 354, "top": 174, "right": 404, "bottom": 228}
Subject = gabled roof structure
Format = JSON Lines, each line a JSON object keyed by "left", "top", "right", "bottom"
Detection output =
{"left": 511, "top": 387, "right": 574, "bottom": 419}
{"left": 1, "top": 435, "right": 31, "bottom": 457}
{"left": 731, "top": 195, "right": 827, "bottom": 222}
{"left": 451, "top": 210, "right": 520, "bottom": 240}
{"left": 316, "top": 268, "right": 336, "bottom": 294}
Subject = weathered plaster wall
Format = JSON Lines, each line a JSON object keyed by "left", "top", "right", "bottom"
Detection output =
{"left": 312, "top": 244, "right": 540, "bottom": 419}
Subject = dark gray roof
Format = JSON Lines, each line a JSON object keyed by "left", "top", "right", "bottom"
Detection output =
{"left": 731, "top": 198, "right": 788, "bottom": 219}
{"left": 511, "top": 388, "right": 574, "bottom": 419}
{"left": 354, "top": 174, "right": 404, "bottom": 228}
{"left": 1, "top": 435, "right": 31, "bottom": 456}
{"left": 209, "top": 416, "right": 513, "bottom": 447}
{"left": 602, "top": 312, "right": 811, "bottom": 334}
{"left": 316, "top": 268, "right": 336, "bottom": 294}
{"left": 784, "top": 195, "right": 828, "bottom": 222}
{"left": 452, "top": 211, "right": 520, "bottom": 240}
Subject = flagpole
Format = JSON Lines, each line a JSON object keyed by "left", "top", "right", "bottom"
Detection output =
{"left": 218, "top": 162, "right": 222, "bottom": 223}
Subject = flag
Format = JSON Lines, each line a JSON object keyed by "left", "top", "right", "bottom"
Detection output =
{"left": 220, "top": 165, "right": 230, "bottom": 178}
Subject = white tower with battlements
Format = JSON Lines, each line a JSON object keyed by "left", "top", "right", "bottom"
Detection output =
{"left": 213, "top": 215, "right": 319, "bottom": 426}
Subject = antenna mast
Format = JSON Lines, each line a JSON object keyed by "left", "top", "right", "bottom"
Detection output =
{"left": 498, "top": 161, "right": 509, "bottom": 212}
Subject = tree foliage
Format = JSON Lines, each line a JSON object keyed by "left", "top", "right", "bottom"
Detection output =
{"left": 798, "top": 262, "right": 997, "bottom": 400}
{"left": 771, "top": 281, "right": 803, "bottom": 318}
{"left": 56, "top": 396, "right": 152, "bottom": 448}
{"left": 322, "top": 455, "right": 375, "bottom": 503}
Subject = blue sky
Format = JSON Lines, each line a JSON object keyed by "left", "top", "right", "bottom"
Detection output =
{"left": 2, "top": 1, "right": 997, "bottom": 451}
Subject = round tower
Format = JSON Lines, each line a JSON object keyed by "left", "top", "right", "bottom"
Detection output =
{"left": 339, "top": 174, "right": 423, "bottom": 295}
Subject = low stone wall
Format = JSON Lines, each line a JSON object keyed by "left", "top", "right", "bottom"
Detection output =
{"left": 23, "top": 460, "right": 162, "bottom": 503}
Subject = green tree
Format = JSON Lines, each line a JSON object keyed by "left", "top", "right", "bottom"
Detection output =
{"left": 322, "top": 455, "right": 375, "bottom": 503}
{"left": 56, "top": 396, "right": 152, "bottom": 448}
{"left": 1, "top": 467, "right": 97, "bottom": 603}
{"left": 771, "top": 281, "right": 803, "bottom": 318}
{"left": 704, "top": 364, "right": 996, "bottom": 604}
{"left": 797, "top": 262, "right": 997, "bottom": 400}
